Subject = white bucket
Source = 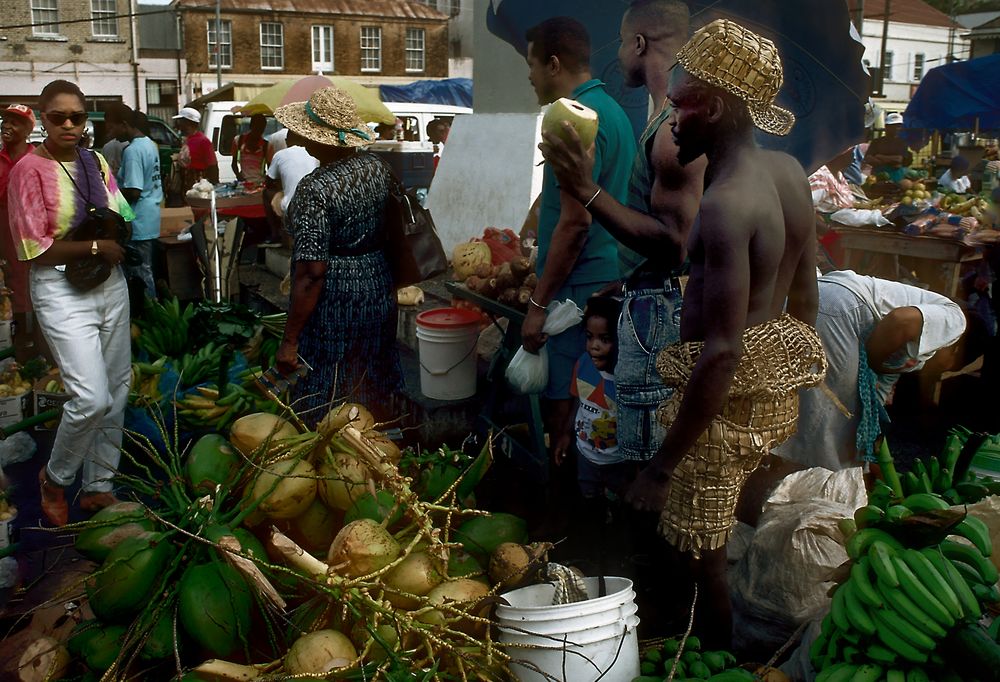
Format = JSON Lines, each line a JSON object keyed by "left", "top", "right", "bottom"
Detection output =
{"left": 415, "top": 308, "right": 481, "bottom": 401}
{"left": 0, "top": 510, "right": 16, "bottom": 550}
{"left": 496, "top": 577, "right": 640, "bottom": 682}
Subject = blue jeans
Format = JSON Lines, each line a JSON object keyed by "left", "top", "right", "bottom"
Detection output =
{"left": 616, "top": 284, "right": 682, "bottom": 461}
{"left": 124, "top": 238, "right": 157, "bottom": 300}
{"left": 578, "top": 454, "right": 634, "bottom": 499}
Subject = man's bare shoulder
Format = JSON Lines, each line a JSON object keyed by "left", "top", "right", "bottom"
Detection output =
{"left": 697, "top": 181, "right": 756, "bottom": 238}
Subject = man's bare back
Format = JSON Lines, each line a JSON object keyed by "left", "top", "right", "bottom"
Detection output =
{"left": 682, "top": 148, "right": 816, "bottom": 342}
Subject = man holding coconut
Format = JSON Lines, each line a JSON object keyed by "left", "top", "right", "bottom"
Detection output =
{"left": 519, "top": 18, "right": 636, "bottom": 494}
{"left": 621, "top": 20, "right": 824, "bottom": 646}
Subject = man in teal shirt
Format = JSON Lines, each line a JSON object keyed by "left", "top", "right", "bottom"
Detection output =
{"left": 520, "top": 16, "right": 637, "bottom": 468}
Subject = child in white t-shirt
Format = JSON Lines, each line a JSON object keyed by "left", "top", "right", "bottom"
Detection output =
{"left": 938, "top": 155, "right": 972, "bottom": 194}
{"left": 554, "top": 296, "right": 628, "bottom": 501}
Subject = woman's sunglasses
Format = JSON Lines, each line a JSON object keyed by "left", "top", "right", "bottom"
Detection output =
{"left": 45, "top": 111, "right": 88, "bottom": 126}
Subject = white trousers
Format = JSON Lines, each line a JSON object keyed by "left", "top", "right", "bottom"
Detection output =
{"left": 30, "top": 265, "right": 131, "bottom": 493}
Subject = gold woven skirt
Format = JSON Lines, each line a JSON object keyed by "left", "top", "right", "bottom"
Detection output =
{"left": 655, "top": 314, "right": 826, "bottom": 556}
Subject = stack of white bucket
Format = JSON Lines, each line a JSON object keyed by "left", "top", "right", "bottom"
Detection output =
{"left": 496, "top": 577, "right": 640, "bottom": 682}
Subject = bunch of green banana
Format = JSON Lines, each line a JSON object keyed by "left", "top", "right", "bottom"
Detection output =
{"left": 633, "top": 635, "right": 746, "bottom": 681}
{"left": 900, "top": 428, "right": 1000, "bottom": 505}
{"left": 133, "top": 296, "right": 194, "bottom": 359}
{"left": 129, "top": 358, "right": 168, "bottom": 406}
{"left": 175, "top": 383, "right": 275, "bottom": 431}
{"left": 176, "top": 342, "right": 225, "bottom": 388}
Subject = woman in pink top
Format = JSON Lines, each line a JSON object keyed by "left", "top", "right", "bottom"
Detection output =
{"left": 6, "top": 80, "right": 134, "bottom": 526}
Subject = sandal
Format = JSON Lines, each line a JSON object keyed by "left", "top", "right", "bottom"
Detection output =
{"left": 79, "top": 491, "right": 121, "bottom": 512}
{"left": 39, "top": 467, "right": 68, "bottom": 527}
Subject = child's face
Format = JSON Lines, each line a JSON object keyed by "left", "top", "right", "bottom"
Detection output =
{"left": 585, "top": 316, "right": 616, "bottom": 371}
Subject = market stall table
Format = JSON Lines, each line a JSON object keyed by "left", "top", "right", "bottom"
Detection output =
{"left": 831, "top": 226, "right": 983, "bottom": 299}
{"left": 445, "top": 281, "right": 547, "bottom": 478}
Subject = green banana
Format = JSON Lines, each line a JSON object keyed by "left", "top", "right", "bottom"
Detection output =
{"left": 886, "top": 670, "right": 905, "bottom": 682}
{"left": 953, "top": 558, "right": 990, "bottom": 586}
{"left": 901, "top": 492, "right": 950, "bottom": 512}
{"left": 922, "top": 546, "right": 981, "bottom": 620}
{"left": 816, "top": 663, "right": 858, "bottom": 682}
{"left": 875, "top": 577, "right": 948, "bottom": 639}
{"left": 935, "top": 467, "right": 954, "bottom": 494}
{"left": 928, "top": 456, "right": 941, "bottom": 487}
{"left": 940, "top": 538, "right": 999, "bottom": 583}
{"left": 842, "top": 580, "right": 876, "bottom": 635}
{"left": 868, "top": 481, "right": 895, "bottom": 510}
{"left": 987, "top": 614, "right": 1000, "bottom": 641}
{"left": 848, "top": 528, "right": 904, "bottom": 561}
{"left": 902, "top": 471, "right": 921, "bottom": 497}
{"left": 942, "top": 487, "right": 963, "bottom": 505}
{"left": 831, "top": 583, "right": 851, "bottom": 632}
{"left": 971, "top": 580, "right": 1000, "bottom": 604}
{"left": 811, "top": 619, "right": 832, "bottom": 667}
{"left": 873, "top": 607, "right": 937, "bottom": 651}
{"left": 942, "top": 431, "right": 964, "bottom": 474}
{"left": 885, "top": 505, "right": 913, "bottom": 523}
{"left": 869, "top": 541, "right": 900, "bottom": 588}
{"left": 855, "top": 505, "right": 886, "bottom": 529}
{"left": 892, "top": 556, "right": 956, "bottom": 628}
{"left": 851, "top": 558, "right": 883, "bottom": 608}
{"left": 871, "top": 611, "right": 929, "bottom": 664}
{"left": 847, "top": 663, "right": 883, "bottom": 682}
{"left": 906, "top": 669, "right": 931, "bottom": 682}
{"left": 913, "top": 459, "right": 930, "bottom": 485}
{"left": 865, "top": 643, "right": 898, "bottom": 665}
{"left": 839, "top": 518, "right": 858, "bottom": 539}
{"left": 900, "top": 548, "right": 963, "bottom": 620}
{"left": 952, "top": 516, "right": 993, "bottom": 557}
{"left": 955, "top": 481, "right": 990, "bottom": 504}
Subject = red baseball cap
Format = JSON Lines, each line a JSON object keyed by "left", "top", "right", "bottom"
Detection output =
{"left": 3, "top": 104, "right": 36, "bottom": 126}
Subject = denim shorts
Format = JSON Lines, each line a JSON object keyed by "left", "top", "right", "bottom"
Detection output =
{"left": 577, "top": 454, "right": 636, "bottom": 500}
{"left": 544, "top": 281, "right": 609, "bottom": 400}
{"left": 616, "top": 285, "right": 682, "bottom": 460}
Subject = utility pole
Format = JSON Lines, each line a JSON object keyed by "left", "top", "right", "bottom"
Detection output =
{"left": 215, "top": 0, "right": 222, "bottom": 91}
{"left": 878, "top": 0, "right": 892, "bottom": 96}
{"left": 853, "top": 0, "right": 865, "bottom": 34}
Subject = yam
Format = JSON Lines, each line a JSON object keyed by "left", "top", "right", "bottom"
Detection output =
{"left": 464, "top": 276, "right": 488, "bottom": 294}
{"left": 498, "top": 288, "right": 518, "bottom": 307}
{"left": 516, "top": 287, "right": 533, "bottom": 310}
{"left": 495, "top": 262, "right": 517, "bottom": 290}
{"left": 510, "top": 256, "right": 531, "bottom": 280}
{"left": 523, "top": 273, "right": 538, "bottom": 290}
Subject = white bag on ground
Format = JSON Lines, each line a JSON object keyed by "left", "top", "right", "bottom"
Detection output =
{"left": 729, "top": 467, "right": 866, "bottom": 656}
{"left": 505, "top": 300, "right": 583, "bottom": 394}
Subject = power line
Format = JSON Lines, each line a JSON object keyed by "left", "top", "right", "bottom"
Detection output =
{"left": 0, "top": 4, "right": 217, "bottom": 32}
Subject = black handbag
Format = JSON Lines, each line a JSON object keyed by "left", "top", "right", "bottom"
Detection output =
{"left": 374, "top": 155, "right": 448, "bottom": 288}
{"left": 57, "top": 150, "right": 132, "bottom": 291}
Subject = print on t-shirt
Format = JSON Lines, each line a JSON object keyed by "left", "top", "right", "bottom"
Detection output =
{"left": 570, "top": 353, "right": 620, "bottom": 465}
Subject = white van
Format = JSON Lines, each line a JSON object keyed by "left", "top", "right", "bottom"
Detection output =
{"left": 201, "top": 101, "right": 283, "bottom": 184}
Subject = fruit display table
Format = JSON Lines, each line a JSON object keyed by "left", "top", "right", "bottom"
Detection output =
{"left": 445, "top": 282, "right": 547, "bottom": 479}
{"left": 831, "top": 227, "right": 983, "bottom": 299}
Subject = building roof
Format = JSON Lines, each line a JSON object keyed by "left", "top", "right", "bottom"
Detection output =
{"left": 964, "top": 13, "right": 1000, "bottom": 40}
{"left": 954, "top": 11, "right": 1000, "bottom": 29}
{"left": 172, "top": 0, "right": 449, "bottom": 21}
{"left": 846, "top": 0, "right": 959, "bottom": 29}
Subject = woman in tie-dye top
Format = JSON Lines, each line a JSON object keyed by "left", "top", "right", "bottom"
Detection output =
{"left": 6, "top": 80, "right": 133, "bottom": 526}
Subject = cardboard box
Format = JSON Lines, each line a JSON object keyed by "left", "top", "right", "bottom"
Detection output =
{"left": 0, "top": 389, "right": 30, "bottom": 430}
{"left": 160, "top": 206, "right": 195, "bottom": 237}
{"left": 33, "top": 376, "right": 68, "bottom": 430}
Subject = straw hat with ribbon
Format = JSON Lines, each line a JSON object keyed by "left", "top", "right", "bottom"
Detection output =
{"left": 274, "top": 86, "right": 374, "bottom": 148}
{"left": 676, "top": 18, "right": 795, "bottom": 137}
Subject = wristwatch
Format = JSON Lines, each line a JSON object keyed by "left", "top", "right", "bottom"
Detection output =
{"left": 91, "top": 240, "right": 99, "bottom": 256}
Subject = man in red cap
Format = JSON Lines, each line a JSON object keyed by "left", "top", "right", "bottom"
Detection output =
{"left": 0, "top": 104, "right": 37, "bottom": 346}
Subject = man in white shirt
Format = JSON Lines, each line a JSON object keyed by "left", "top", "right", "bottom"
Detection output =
{"left": 938, "top": 155, "right": 972, "bottom": 194}
{"left": 776, "top": 270, "right": 967, "bottom": 471}
{"left": 263, "top": 130, "right": 319, "bottom": 228}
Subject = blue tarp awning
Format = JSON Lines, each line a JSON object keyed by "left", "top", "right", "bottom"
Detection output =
{"left": 903, "top": 54, "right": 1000, "bottom": 133}
{"left": 379, "top": 78, "right": 473, "bottom": 108}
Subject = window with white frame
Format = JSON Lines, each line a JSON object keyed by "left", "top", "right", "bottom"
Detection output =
{"left": 405, "top": 28, "right": 425, "bottom": 72}
{"left": 30, "top": 0, "right": 59, "bottom": 36}
{"left": 312, "top": 25, "right": 334, "bottom": 73}
{"left": 260, "top": 22, "right": 284, "bottom": 69}
{"left": 360, "top": 26, "right": 381, "bottom": 72}
{"left": 882, "top": 51, "right": 894, "bottom": 82}
{"left": 207, "top": 19, "right": 232, "bottom": 69}
{"left": 913, "top": 53, "right": 925, "bottom": 81}
{"left": 91, "top": 0, "right": 118, "bottom": 37}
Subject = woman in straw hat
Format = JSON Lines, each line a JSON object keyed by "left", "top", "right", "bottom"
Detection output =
{"left": 273, "top": 86, "right": 402, "bottom": 424}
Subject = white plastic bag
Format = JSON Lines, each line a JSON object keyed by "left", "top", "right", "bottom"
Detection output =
{"left": 505, "top": 300, "right": 583, "bottom": 394}
{"left": 730, "top": 467, "right": 867, "bottom": 655}
{"left": 830, "top": 207, "right": 891, "bottom": 228}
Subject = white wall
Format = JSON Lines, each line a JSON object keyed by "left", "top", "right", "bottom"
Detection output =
{"left": 859, "top": 19, "right": 970, "bottom": 111}
{"left": 138, "top": 56, "right": 185, "bottom": 112}
{"left": 0, "top": 64, "right": 139, "bottom": 107}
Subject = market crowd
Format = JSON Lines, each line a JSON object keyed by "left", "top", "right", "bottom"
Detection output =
{"left": 2, "top": 0, "right": 998, "bottom": 654}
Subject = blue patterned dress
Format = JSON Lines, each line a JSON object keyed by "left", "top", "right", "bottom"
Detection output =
{"left": 286, "top": 151, "right": 403, "bottom": 425}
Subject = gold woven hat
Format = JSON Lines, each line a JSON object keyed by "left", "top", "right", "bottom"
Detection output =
{"left": 274, "top": 86, "right": 374, "bottom": 148}
{"left": 676, "top": 18, "right": 795, "bottom": 136}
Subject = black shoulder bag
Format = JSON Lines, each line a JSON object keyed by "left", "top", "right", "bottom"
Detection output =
{"left": 56, "top": 150, "right": 132, "bottom": 291}
{"left": 373, "top": 154, "right": 448, "bottom": 288}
